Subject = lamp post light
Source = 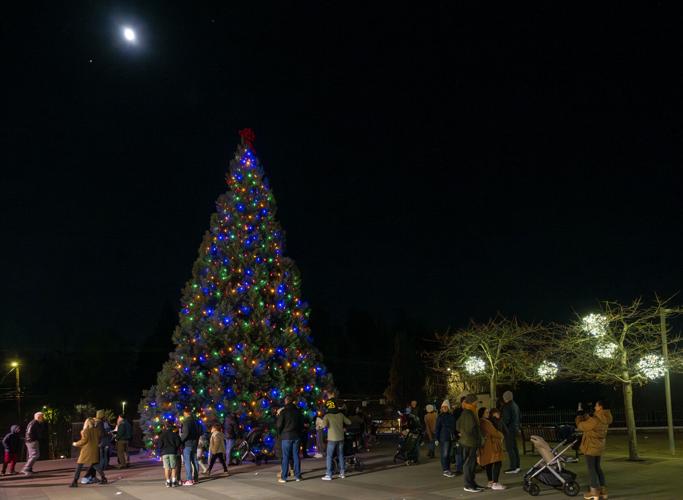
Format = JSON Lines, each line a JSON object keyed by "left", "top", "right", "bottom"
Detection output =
{"left": 121, "top": 401, "right": 127, "bottom": 416}
{"left": 659, "top": 308, "right": 675, "bottom": 455}
{"left": 10, "top": 361, "right": 21, "bottom": 420}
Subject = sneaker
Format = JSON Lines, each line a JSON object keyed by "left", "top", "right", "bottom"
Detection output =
{"left": 314, "top": 453, "right": 323, "bottom": 458}
{"left": 454, "top": 470, "right": 463, "bottom": 475}
{"left": 504, "top": 468, "right": 520, "bottom": 474}
{"left": 99, "top": 478, "right": 108, "bottom": 485}
{"left": 339, "top": 474, "right": 345, "bottom": 479}
{"left": 171, "top": 480, "right": 179, "bottom": 487}
{"left": 487, "top": 481, "right": 494, "bottom": 488}
{"left": 491, "top": 482, "right": 507, "bottom": 490}
{"left": 22, "top": 471, "right": 33, "bottom": 476}
{"left": 321, "top": 475, "right": 332, "bottom": 481}
{"left": 69, "top": 482, "right": 78, "bottom": 488}
{"left": 182, "top": 480, "right": 194, "bottom": 486}
{"left": 295, "top": 477, "right": 302, "bottom": 482}
{"left": 464, "top": 486, "right": 483, "bottom": 493}
{"left": 278, "top": 478, "right": 287, "bottom": 483}
{"left": 165, "top": 480, "right": 171, "bottom": 488}
{"left": 443, "top": 471, "right": 455, "bottom": 478}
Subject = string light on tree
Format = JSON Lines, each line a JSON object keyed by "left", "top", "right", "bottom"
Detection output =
{"left": 463, "top": 356, "right": 486, "bottom": 375}
{"left": 637, "top": 353, "right": 666, "bottom": 380}
{"left": 582, "top": 313, "right": 608, "bottom": 337}
{"left": 537, "top": 360, "right": 559, "bottom": 381}
{"left": 594, "top": 340, "right": 618, "bottom": 359}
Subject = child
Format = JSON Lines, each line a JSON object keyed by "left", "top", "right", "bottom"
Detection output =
{"left": 71, "top": 418, "right": 107, "bottom": 487}
{"left": 315, "top": 411, "right": 325, "bottom": 458}
{"left": 158, "top": 421, "right": 182, "bottom": 487}
{"left": 207, "top": 424, "right": 228, "bottom": 475}
{"left": 197, "top": 432, "right": 209, "bottom": 474}
{"left": 2, "top": 425, "right": 21, "bottom": 475}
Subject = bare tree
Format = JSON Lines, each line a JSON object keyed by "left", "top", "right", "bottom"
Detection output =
{"left": 427, "top": 316, "right": 546, "bottom": 403}
{"left": 545, "top": 297, "right": 682, "bottom": 460}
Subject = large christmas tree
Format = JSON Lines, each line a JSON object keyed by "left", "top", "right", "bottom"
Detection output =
{"left": 139, "top": 130, "right": 333, "bottom": 456}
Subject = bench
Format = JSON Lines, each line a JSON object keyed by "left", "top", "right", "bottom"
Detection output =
{"left": 520, "top": 425, "right": 562, "bottom": 455}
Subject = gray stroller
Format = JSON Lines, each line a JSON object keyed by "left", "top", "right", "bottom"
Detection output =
{"left": 522, "top": 435, "right": 581, "bottom": 496}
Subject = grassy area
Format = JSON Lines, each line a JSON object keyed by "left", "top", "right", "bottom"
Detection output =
{"left": 603, "top": 429, "right": 683, "bottom": 459}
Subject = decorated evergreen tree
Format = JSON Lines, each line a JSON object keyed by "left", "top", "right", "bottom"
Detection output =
{"left": 139, "top": 130, "right": 333, "bottom": 457}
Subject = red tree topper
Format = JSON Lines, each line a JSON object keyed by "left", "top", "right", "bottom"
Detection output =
{"left": 239, "top": 128, "right": 256, "bottom": 148}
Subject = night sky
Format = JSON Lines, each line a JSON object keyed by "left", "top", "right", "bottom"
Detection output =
{"left": 2, "top": 3, "right": 682, "bottom": 405}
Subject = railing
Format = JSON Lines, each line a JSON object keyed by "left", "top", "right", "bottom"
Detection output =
{"left": 521, "top": 408, "right": 683, "bottom": 427}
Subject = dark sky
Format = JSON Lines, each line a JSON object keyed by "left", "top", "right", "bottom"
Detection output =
{"left": 2, "top": 2, "right": 682, "bottom": 356}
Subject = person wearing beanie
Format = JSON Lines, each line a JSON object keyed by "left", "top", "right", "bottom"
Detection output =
{"left": 424, "top": 405, "right": 437, "bottom": 459}
{"left": 501, "top": 391, "right": 521, "bottom": 474}
{"left": 456, "top": 394, "right": 484, "bottom": 492}
{"left": 2, "top": 425, "right": 22, "bottom": 475}
{"left": 434, "top": 400, "right": 456, "bottom": 477}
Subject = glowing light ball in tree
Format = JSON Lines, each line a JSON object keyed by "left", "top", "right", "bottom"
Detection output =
{"left": 464, "top": 356, "right": 486, "bottom": 375}
{"left": 537, "top": 361, "right": 559, "bottom": 381}
{"left": 138, "top": 130, "right": 333, "bottom": 456}
{"left": 594, "top": 340, "right": 618, "bottom": 359}
{"left": 637, "top": 354, "right": 665, "bottom": 380}
{"left": 581, "top": 313, "right": 608, "bottom": 337}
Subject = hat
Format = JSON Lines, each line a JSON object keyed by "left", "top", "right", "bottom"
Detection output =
{"left": 325, "top": 398, "right": 339, "bottom": 414}
{"left": 440, "top": 399, "right": 451, "bottom": 410}
{"left": 464, "top": 394, "right": 478, "bottom": 404}
{"left": 426, "top": 404, "right": 435, "bottom": 413}
{"left": 95, "top": 410, "right": 105, "bottom": 419}
{"left": 503, "top": 391, "right": 513, "bottom": 402}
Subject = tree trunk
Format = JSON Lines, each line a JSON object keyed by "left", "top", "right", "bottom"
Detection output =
{"left": 489, "top": 371, "right": 497, "bottom": 404}
{"left": 622, "top": 380, "right": 641, "bottom": 460}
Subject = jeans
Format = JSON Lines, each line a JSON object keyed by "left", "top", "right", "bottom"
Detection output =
{"left": 224, "top": 439, "right": 235, "bottom": 464}
{"left": 440, "top": 440, "right": 452, "bottom": 471}
{"left": 427, "top": 437, "right": 435, "bottom": 456}
{"left": 462, "top": 446, "right": 478, "bottom": 488}
{"left": 326, "top": 440, "right": 344, "bottom": 476}
{"left": 183, "top": 442, "right": 200, "bottom": 481}
{"left": 505, "top": 430, "right": 520, "bottom": 469}
{"left": 585, "top": 455, "right": 605, "bottom": 489}
{"left": 451, "top": 442, "right": 464, "bottom": 472}
{"left": 73, "top": 461, "right": 104, "bottom": 484}
{"left": 281, "top": 439, "right": 301, "bottom": 480}
{"left": 485, "top": 461, "right": 502, "bottom": 482}
{"left": 86, "top": 446, "right": 108, "bottom": 478}
{"left": 22, "top": 441, "right": 40, "bottom": 472}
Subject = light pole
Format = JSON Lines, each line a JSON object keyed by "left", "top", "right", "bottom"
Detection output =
{"left": 659, "top": 308, "right": 675, "bottom": 455}
{"left": 10, "top": 361, "right": 21, "bottom": 420}
{"left": 121, "top": 401, "right": 127, "bottom": 416}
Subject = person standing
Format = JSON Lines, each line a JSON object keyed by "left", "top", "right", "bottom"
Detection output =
{"left": 2, "top": 425, "right": 21, "bottom": 475}
{"left": 501, "top": 391, "right": 521, "bottom": 474}
{"left": 115, "top": 415, "right": 132, "bottom": 469}
{"left": 180, "top": 408, "right": 201, "bottom": 485}
{"left": 434, "top": 400, "right": 456, "bottom": 477}
{"left": 424, "top": 404, "right": 437, "bottom": 459}
{"left": 223, "top": 413, "right": 238, "bottom": 466}
{"left": 478, "top": 407, "right": 506, "bottom": 490}
{"left": 197, "top": 431, "right": 209, "bottom": 474}
{"left": 276, "top": 395, "right": 303, "bottom": 483}
{"left": 158, "top": 420, "right": 182, "bottom": 487}
{"left": 576, "top": 400, "right": 613, "bottom": 500}
{"left": 451, "top": 396, "right": 466, "bottom": 474}
{"left": 207, "top": 424, "right": 228, "bottom": 475}
{"left": 21, "top": 411, "right": 45, "bottom": 476}
{"left": 321, "top": 400, "right": 351, "bottom": 481}
{"left": 70, "top": 418, "right": 107, "bottom": 487}
{"left": 456, "top": 394, "right": 484, "bottom": 493}
{"left": 314, "top": 409, "right": 325, "bottom": 458}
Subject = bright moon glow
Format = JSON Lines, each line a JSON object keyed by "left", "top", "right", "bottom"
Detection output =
{"left": 123, "top": 27, "right": 136, "bottom": 42}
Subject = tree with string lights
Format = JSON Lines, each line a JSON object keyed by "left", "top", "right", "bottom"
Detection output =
{"left": 139, "top": 130, "right": 333, "bottom": 457}
{"left": 544, "top": 297, "right": 682, "bottom": 461}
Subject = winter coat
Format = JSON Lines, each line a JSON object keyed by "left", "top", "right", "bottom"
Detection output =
{"left": 74, "top": 427, "right": 100, "bottom": 465}
{"left": 502, "top": 400, "right": 520, "bottom": 433}
{"left": 424, "top": 412, "right": 437, "bottom": 440}
{"left": 116, "top": 420, "right": 132, "bottom": 441}
{"left": 158, "top": 429, "right": 182, "bottom": 456}
{"left": 2, "top": 426, "right": 22, "bottom": 454}
{"left": 456, "top": 408, "right": 483, "bottom": 448}
{"left": 180, "top": 416, "right": 201, "bottom": 444}
{"left": 576, "top": 409, "right": 613, "bottom": 456}
{"left": 478, "top": 417, "right": 504, "bottom": 466}
{"left": 323, "top": 412, "right": 351, "bottom": 442}
{"left": 100, "top": 421, "right": 113, "bottom": 447}
{"left": 197, "top": 433, "right": 209, "bottom": 452}
{"left": 224, "top": 416, "right": 238, "bottom": 440}
{"left": 209, "top": 430, "right": 226, "bottom": 454}
{"left": 25, "top": 419, "right": 44, "bottom": 443}
{"left": 434, "top": 412, "right": 456, "bottom": 442}
{"left": 276, "top": 403, "right": 303, "bottom": 441}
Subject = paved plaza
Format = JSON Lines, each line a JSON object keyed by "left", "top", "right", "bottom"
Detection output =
{"left": 1, "top": 433, "right": 682, "bottom": 499}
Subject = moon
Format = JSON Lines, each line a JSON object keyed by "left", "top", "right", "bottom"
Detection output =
{"left": 122, "top": 26, "right": 136, "bottom": 43}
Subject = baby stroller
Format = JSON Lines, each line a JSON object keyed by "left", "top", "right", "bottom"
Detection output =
{"left": 332, "top": 429, "right": 364, "bottom": 473}
{"left": 523, "top": 435, "right": 581, "bottom": 497}
{"left": 234, "top": 427, "right": 269, "bottom": 465}
{"left": 393, "top": 429, "right": 423, "bottom": 465}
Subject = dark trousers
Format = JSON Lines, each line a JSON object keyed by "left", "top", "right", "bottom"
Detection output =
{"left": 485, "top": 461, "right": 502, "bottom": 482}
{"left": 2, "top": 451, "right": 18, "bottom": 474}
{"left": 504, "top": 431, "right": 520, "bottom": 469}
{"left": 440, "top": 440, "right": 452, "bottom": 471}
{"left": 208, "top": 452, "right": 227, "bottom": 473}
{"left": 86, "top": 446, "right": 108, "bottom": 477}
{"left": 73, "top": 462, "right": 104, "bottom": 484}
{"left": 462, "top": 446, "right": 478, "bottom": 488}
{"left": 585, "top": 455, "right": 605, "bottom": 489}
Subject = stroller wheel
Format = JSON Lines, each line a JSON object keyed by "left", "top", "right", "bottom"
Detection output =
{"left": 523, "top": 482, "right": 530, "bottom": 492}
{"left": 563, "top": 481, "right": 580, "bottom": 497}
{"left": 528, "top": 483, "right": 540, "bottom": 496}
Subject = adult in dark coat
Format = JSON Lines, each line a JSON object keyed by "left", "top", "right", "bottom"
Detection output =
{"left": 501, "top": 391, "right": 521, "bottom": 473}
{"left": 223, "top": 413, "right": 238, "bottom": 465}
{"left": 2, "top": 425, "right": 22, "bottom": 475}
{"left": 434, "top": 400, "right": 456, "bottom": 476}
{"left": 276, "top": 395, "right": 303, "bottom": 482}
{"left": 180, "top": 408, "right": 201, "bottom": 484}
{"left": 21, "top": 412, "right": 45, "bottom": 475}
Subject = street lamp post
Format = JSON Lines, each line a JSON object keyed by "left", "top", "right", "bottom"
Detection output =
{"left": 659, "top": 308, "right": 675, "bottom": 455}
{"left": 10, "top": 361, "right": 21, "bottom": 420}
{"left": 121, "top": 401, "right": 127, "bottom": 416}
